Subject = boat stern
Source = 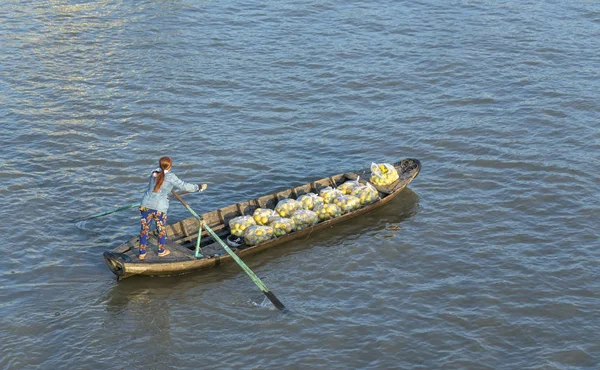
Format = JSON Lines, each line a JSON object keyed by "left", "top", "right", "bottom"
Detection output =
{"left": 103, "top": 251, "right": 131, "bottom": 280}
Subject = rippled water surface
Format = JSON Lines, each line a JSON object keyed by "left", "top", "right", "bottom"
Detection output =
{"left": 1, "top": 0, "right": 599, "bottom": 369}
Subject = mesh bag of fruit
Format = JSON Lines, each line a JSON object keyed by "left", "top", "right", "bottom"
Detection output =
{"left": 291, "top": 209, "right": 319, "bottom": 230}
{"left": 229, "top": 216, "right": 257, "bottom": 237}
{"left": 351, "top": 183, "right": 380, "bottom": 205}
{"left": 244, "top": 225, "right": 274, "bottom": 246}
{"left": 274, "top": 198, "right": 300, "bottom": 218}
{"left": 297, "top": 193, "right": 324, "bottom": 211}
{"left": 337, "top": 179, "right": 361, "bottom": 195}
{"left": 314, "top": 203, "right": 342, "bottom": 221}
{"left": 333, "top": 194, "right": 361, "bottom": 214}
{"left": 319, "top": 186, "right": 343, "bottom": 204}
{"left": 370, "top": 162, "right": 399, "bottom": 186}
{"left": 252, "top": 208, "right": 277, "bottom": 225}
{"left": 269, "top": 217, "right": 296, "bottom": 237}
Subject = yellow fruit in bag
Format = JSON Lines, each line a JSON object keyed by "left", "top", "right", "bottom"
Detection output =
{"left": 252, "top": 208, "right": 277, "bottom": 226}
{"left": 297, "top": 193, "right": 324, "bottom": 210}
{"left": 291, "top": 210, "right": 319, "bottom": 230}
{"left": 275, "top": 199, "right": 300, "bottom": 217}
{"left": 229, "top": 216, "right": 257, "bottom": 237}
{"left": 337, "top": 180, "right": 361, "bottom": 195}
{"left": 333, "top": 194, "right": 361, "bottom": 214}
{"left": 319, "top": 186, "right": 343, "bottom": 204}
{"left": 244, "top": 225, "right": 274, "bottom": 246}
{"left": 269, "top": 216, "right": 296, "bottom": 237}
{"left": 314, "top": 203, "right": 342, "bottom": 221}
{"left": 351, "top": 183, "right": 379, "bottom": 205}
{"left": 370, "top": 162, "right": 399, "bottom": 186}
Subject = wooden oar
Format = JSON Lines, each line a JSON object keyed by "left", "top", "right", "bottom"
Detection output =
{"left": 171, "top": 190, "right": 287, "bottom": 311}
{"left": 71, "top": 191, "right": 193, "bottom": 223}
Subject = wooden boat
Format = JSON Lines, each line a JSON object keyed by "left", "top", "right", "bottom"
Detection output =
{"left": 103, "top": 158, "right": 421, "bottom": 280}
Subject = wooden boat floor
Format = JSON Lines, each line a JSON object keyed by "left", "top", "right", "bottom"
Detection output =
{"left": 124, "top": 237, "right": 194, "bottom": 262}
{"left": 123, "top": 237, "right": 233, "bottom": 263}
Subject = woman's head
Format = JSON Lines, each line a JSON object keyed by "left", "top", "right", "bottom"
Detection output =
{"left": 159, "top": 156, "right": 172, "bottom": 172}
{"left": 153, "top": 156, "right": 173, "bottom": 192}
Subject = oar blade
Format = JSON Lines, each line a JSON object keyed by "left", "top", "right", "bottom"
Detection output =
{"left": 264, "top": 291, "right": 287, "bottom": 311}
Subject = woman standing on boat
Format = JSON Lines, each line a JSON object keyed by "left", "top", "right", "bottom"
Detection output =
{"left": 139, "top": 156, "right": 207, "bottom": 260}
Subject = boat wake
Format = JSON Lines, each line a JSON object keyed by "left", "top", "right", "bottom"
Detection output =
{"left": 75, "top": 220, "right": 101, "bottom": 234}
{"left": 75, "top": 220, "right": 91, "bottom": 231}
{"left": 250, "top": 296, "right": 278, "bottom": 310}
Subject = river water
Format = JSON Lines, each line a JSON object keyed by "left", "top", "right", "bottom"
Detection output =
{"left": 1, "top": 1, "right": 599, "bottom": 369}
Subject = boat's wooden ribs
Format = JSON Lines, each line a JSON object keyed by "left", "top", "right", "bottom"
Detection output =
{"left": 237, "top": 200, "right": 257, "bottom": 216}
{"left": 313, "top": 178, "right": 330, "bottom": 192}
{"left": 311, "top": 182, "right": 318, "bottom": 193}
{"left": 294, "top": 184, "right": 312, "bottom": 197}
{"left": 276, "top": 188, "right": 294, "bottom": 201}
{"left": 180, "top": 221, "right": 190, "bottom": 238}
{"left": 220, "top": 204, "right": 239, "bottom": 225}
{"left": 217, "top": 209, "right": 225, "bottom": 225}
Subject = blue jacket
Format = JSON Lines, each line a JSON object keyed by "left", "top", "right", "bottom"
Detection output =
{"left": 140, "top": 171, "right": 199, "bottom": 213}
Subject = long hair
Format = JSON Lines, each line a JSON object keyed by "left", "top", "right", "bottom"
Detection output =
{"left": 153, "top": 156, "right": 172, "bottom": 192}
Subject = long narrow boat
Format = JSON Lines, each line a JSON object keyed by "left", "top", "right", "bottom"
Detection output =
{"left": 104, "top": 158, "right": 421, "bottom": 280}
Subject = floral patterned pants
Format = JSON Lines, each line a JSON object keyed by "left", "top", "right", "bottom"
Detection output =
{"left": 139, "top": 207, "right": 167, "bottom": 251}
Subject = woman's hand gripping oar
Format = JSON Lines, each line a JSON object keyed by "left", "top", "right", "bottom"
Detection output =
{"left": 171, "top": 190, "right": 287, "bottom": 311}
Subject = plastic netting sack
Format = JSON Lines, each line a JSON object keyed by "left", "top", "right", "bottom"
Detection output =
{"left": 333, "top": 194, "right": 361, "bottom": 214}
{"left": 252, "top": 208, "right": 277, "bottom": 226}
{"left": 297, "top": 193, "right": 324, "bottom": 211}
{"left": 229, "top": 216, "right": 257, "bottom": 237}
{"left": 319, "top": 186, "right": 343, "bottom": 204}
{"left": 337, "top": 179, "right": 361, "bottom": 195}
{"left": 314, "top": 203, "right": 342, "bottom": 221}
{"left": 291, "top": 210, "right": 319, "bottom": 230}
{"left": 244, "top": 225, "right": 274, "bottom": 246}
{"left": 274, "top": 199, "right": 300, "bottom": 217}
{"left": 370, "top": 162, "right": 399, "bottom": 186}
{"left": 351, "top": 183, "right": 380, "bottom": 205}
{"left": 269, "top": 217, "right": 296, "bottom": 237}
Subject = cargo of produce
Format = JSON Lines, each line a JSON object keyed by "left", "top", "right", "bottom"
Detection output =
{"left": 370, "top": 162, "right": 399, "bottom": 186}
{"left": 334, "top": 194, "right": 361, "bottom": 214}
{"left": 297, "top": 193, "right": 324, "bottom": 211}
{"left": 252, "top": 208, "right": 277, "bottom": 225}
{"left": 351, "top": 183, "right": 380, "bottom": 205}
{"left": 229, "top": 215, "right": 257, "bottom": 237}
{"left": 269, "top": 217, "right": 296, "bottom": 237}
{"left": 337, "top": 180, "right": 361, "bottom": 195}
{"left": 244, "top": 225, "right": 275, "bottom": 246}
{"left": 275, "top": 198, "right": 300, "bottom": 217}
{"left": 319, "top": 186, "right": 343, "bottom": 204}
{"left": 292, "top": 209, "right": 319, "bottom": 230}
{"left": 314, "top": 203, "right": 342, "bottom": 221}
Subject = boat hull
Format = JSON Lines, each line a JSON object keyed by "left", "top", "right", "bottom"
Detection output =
{"left": 104, "top": 158, "right": 421, "bottom": 280}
